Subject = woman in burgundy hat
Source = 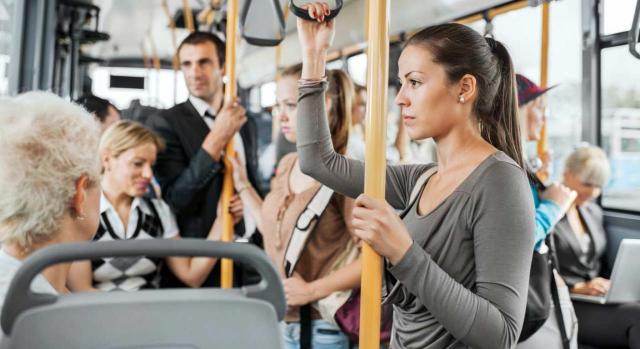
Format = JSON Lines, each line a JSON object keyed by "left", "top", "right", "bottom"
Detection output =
{"left": 516, "top": 74, "right": 579, "bottom": 349}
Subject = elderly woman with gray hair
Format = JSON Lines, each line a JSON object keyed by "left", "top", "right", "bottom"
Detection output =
{"left": 0, "top": 92, "right": 102, "bottom": 328}
{"left": 552, "top": 145, "right": 640, "bottom": 348}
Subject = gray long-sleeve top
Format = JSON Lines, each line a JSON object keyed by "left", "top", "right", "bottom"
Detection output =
{"left": 296, "top": 82, "right": 535, "bottom": 349}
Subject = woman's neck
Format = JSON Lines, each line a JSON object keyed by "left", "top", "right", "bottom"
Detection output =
{"left": 3, "top": 237, "right": 70, "bottom": 293}
{"left": 434, "top": 121, "right": 494, "bottom": 172}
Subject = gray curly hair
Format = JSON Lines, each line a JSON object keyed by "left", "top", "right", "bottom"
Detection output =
{"left": 0, "top": 91, "right": 101, "bottom": 248}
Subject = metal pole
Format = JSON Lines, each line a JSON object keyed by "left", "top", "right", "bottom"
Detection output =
{"left": 537, "top": 2, "right": 550, "bottom": 181}
{"left": 220, "top": 0, "right": 239, "bottom": 289}
{"left": 359, "top": 1, "right": 389, "bottom": 348}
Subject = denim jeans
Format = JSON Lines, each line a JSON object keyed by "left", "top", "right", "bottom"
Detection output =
{"left": 282, "top": 319, "right": 350, "bottom": 349}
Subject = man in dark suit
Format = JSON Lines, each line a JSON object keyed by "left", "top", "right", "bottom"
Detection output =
{"left": 146, "top": 32, "right": 261, "bottom": 287}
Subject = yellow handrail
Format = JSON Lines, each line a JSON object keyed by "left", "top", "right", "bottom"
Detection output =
{"left": 360, "top": 1, "right": 389, "bottom": 348}
{"left": 220, "top": 0, "right": 239, "bottom": 289}
{"left": 537, "top": 2, "right": 550, "bottom": 182}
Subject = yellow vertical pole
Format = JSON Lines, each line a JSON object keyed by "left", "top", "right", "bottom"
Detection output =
{"left": 220, "top": 0, "right": 239, "bottom": 289}
{"left": 275, "top": 4, "right": 290, "bottom": 77}
{"left": 360, "top": 1, "right": 389, "bottom": 348}
{"left": 537, "top": 2, "right": 550, "bottom": 181}
{"left": 183, "top": 0, "right": 196, "bottom": 32}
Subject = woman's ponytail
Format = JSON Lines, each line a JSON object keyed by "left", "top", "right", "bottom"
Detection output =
{"left": 481, "top": 37, "right": 524, "bottom": 168}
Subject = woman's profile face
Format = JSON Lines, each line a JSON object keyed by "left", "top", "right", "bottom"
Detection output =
{"left": 104, "top": 142, "right": 157, "bottom": 198}
{"left": 395, "top": 45, "right": 462, "bottom": 141}
{"left": 276, "top": 76, "right": 299, "bottom": 143}
{"left": 563, "top": 171, "right": 602, "bottom": 206}
{"left": 525, "top": 97, "right": 546, "bottom": 141}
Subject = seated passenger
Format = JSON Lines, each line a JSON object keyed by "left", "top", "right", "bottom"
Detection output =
{"left": 76, "top": 94, "right": 121, "bottom": 133}
{"left": 67, "top": 121, "right": 243, "bottom": 292}
{"left": 0, "top": 92, "right": 102, "bottom": 328}
{"left": 231, "top": 65, "right": 361, "bottom": 349}
{"left": 553, "top": 145, "right": 640, "bottom": 348}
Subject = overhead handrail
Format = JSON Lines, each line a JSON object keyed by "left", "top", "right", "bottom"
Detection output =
{"left": 630, "top": 0, "right": 640, "bottom": 59}
{"left": 360, "top": 1, "right": 390, "bottom": 348}
{"left": 289, "top": 0, "right": 343, "bottom": 21}
{"left": 325, "top": 0, "right": 530, "bottom": 62}
{"left": 220, "top": 0, "right": 240, "bottom": 289}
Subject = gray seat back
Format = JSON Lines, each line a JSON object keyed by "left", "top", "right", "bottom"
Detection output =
{"left": 1, "top": 239, "right": 285, "bottom": 349}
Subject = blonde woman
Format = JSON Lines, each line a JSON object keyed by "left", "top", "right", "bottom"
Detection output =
{"left": 232, "top": 66, "right": 360, "bottom": 349}
{"left": 552, "top": 146, "right": 640, "bottom": 348}
{"left": 0, "top": 92, "right": 102, "bottom": 329}
{"left": 67, "top": 121, "right": 243, "bottom": 292}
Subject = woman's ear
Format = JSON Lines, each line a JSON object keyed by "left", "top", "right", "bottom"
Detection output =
{"left": 458, "top": 74, "right": 477, "bottom": 104}
{"left": 101, "top": 152, "right": 112, "bottom": 173}
{"left": 72, "top": 175, "right": 90, "bottom": 219}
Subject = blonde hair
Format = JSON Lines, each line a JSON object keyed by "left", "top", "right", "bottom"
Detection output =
{"left": 565, "top": 145, "right": 611, "bottom": 188}
{"left": 0, "top": 92, "right": 101, "bottom": 248}
{"left": 99, "top": 120, "right": 165, "bottom": 169}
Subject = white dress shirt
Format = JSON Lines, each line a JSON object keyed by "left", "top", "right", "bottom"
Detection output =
{"left": 188, "top": 96, "right": 256, "bottom": 238}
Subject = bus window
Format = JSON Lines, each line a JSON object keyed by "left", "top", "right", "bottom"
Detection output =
{"left": 347, "top": 53, "right": 367, "bottom": 86}
{"left": 602, "top": 0, "right": 638, "bottom": 35}
{"left": 90, "top": 66, "right": 188, "bottom": 110}
{"left": 0, "top": 0, "right": 15, "bottom": 96}
{"left": 472, "top": 0, "right": 583, "bottom": 181}
{"left": 601, "top": 45, "right": 640, "bottom": 212}
{"left": 260, "top": 81, "right": 276, "bottom": 108}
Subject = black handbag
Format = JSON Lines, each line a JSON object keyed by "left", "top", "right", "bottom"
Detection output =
{"left": 518, "top": 170, "right": 570, "bottom": 349}
{"left": 519, "top": 249, "right": 552, "bottom": 341}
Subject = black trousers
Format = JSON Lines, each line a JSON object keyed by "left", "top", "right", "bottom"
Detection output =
{"left": 574, "top": 301, "right": 640, "bottom": 349}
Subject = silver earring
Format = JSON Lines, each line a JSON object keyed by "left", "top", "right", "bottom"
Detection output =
{"left": 458, "top": 95, "right": 465, "bottom": 104}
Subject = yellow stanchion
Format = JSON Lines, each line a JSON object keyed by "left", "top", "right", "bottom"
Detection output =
{"left": 183, "top": 0, "right": 196, "bottom": 32}
{"left": 537, "top": 2, "right": 550, "bottom": 182}
{"left": 220, "top": 0, "right": 239, "bottom": 289}
{"left": 359, "top": 1, "right": 389, "bottom": 348}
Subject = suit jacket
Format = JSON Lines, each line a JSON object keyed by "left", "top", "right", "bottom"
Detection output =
{"left": 552, "top": 201, "right": 608, "bottom": 288}
{"left": 146, "top": 100, "right": 261, "bottom": 286}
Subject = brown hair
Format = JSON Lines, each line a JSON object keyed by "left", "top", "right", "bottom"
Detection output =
{"left": 326, "top": 69, "right": 353, "bottom": 155}
{"left": 177, "top": 31, "right": 226, "bottom": 67}
{"left": 280, "top": 63, "right": 303, "bottom": 79}
{"left": 405, "top": 23, "right": 523, "bottom": 167}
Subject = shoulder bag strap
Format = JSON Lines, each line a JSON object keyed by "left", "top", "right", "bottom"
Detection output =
{"left": 283, "top": 185, "right": 335, "bottom": 277}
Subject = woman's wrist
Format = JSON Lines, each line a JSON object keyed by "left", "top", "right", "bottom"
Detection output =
{"left": 236, "top": 181, "right": 250, "bottom": 194}
{"left": 301, "top": 51, "right": 327, "bottom": 80}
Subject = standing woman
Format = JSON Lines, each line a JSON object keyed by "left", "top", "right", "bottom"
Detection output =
{"left": 295, "top": 3, "right": 535, "bottom": 348}
{"left": 68, "top": 121, "right": 243, "bottom": 292}
{"left": 231, "top": 65, "right": 361, "bottom": 349}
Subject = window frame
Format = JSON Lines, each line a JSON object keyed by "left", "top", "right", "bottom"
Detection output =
{"left": 586, "top": 0, "right": 640, "bottom": 213}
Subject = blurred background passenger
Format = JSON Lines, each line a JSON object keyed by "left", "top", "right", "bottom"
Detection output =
{"left": 67, "top": 121, "right": 242, "bottom": 292}
{"left": 516, "top": 74, "right": 578, "bottom": 348}
{"left": 0, "top": 92, "right": 102, "bottom": 322}
{"left": 76, "top": 94, "right": 121, "bottom": 133}
{"left": 347, "top": 84, "right": 366, "bottom": 160}
{"left": 553, "top": 145, "right": 640, "bottom": 348}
